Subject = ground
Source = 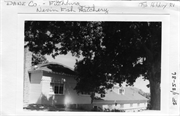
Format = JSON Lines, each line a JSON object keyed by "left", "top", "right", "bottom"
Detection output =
{"left": 23, "top": 104, "right": 87, "bottom": 112}
{"left": 23, "top": 104, "right": 149, "bottom": 112}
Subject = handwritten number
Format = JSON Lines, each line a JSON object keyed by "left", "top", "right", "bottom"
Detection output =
{"left": 172, "top": 98, "right": 177, "bottom": 105}
{"left": 172, "top": 83, "right": 176, "bottom": 87}
{"left": 172, "top": 72, "right": 176, "bottom": 75}
{"left": 172, "top": 76, "right": 176, "bottom": 79}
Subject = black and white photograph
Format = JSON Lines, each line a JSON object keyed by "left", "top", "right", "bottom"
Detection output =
{"left": 23, "top": 21, "right": 161, "bottom": 112}
{"left": 1, "top": 1, "right": 180, "bottom": 116}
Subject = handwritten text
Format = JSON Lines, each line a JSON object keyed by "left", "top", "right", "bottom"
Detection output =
{"left": 139, "top": 2, "right": 175, "bottom": 9}
{"left": 4, "top": 0, "right": 109, "bottom": 14}
{"left": 170, "top": 72, "right": 179, "bottom": 105}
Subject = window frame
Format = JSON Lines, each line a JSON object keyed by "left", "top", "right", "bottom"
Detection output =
{"left": 119, "top": 88, "right": 125, "bottom": 95}
{"left": 53, "top": 83, "right": 64, "bottom": 95}
{"left": 50, "top": 80, "right": 65, "bottom": 95}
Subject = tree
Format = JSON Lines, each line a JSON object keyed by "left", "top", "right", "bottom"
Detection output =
{"left": 25, "top": 21, "right": 161, "bottom": 110}
{"left": 136, "top": 89, "right": 150, "bottom": 100}
{"left": 32, "top": 53, "right": 49, "bottom": 66}
{"left": 74, "top": 22, "right": 161, "bottom": 109}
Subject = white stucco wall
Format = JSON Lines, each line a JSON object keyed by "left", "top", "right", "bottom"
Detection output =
{"left": 29, "top": 70, "right": 148, "bottom": 110}
{"left": 132, "top": 103, "right": 138, "bottom": 108}
{"left": 29, "top": 71, "right": 42, "bottom": 104}
{"left": 41, "top": 76, "right": 53, "bottom": 104}
{"left": 124, "top": 104, "right": 130, "bottom": 109}
{"left": 101, "top": 102, "right": 147, "bottom": 111}
{"left": 40, "top": 71, "right": 91, "bottom": 105}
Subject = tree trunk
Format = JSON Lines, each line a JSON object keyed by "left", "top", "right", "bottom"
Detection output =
{"left": 90, "top": 92, "right": 95, "bottom": 104}
{"left": 149, "top": 79, "right": 161, "bottom": 110}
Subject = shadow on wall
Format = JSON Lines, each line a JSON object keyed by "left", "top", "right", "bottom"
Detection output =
{"left": 24, "top": 94, "right": 65, "bottom": 111}
{"left": 37, "top": 93, "right": 65, "bottom": 106}
{"left": 25, "top": 94, "right": 93, "bottom": 111}
{"left": 40, "top": 93, "right": 54, "bottom": 105}
{"left": 23, "top": 104, "right": 60, "bottom": 111}
{"left": 24, "top": 93, "right": 91, "bottom": 111}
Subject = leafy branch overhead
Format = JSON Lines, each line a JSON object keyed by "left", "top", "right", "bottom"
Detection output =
{"left": 32, "top": 53, "right": 49, "bottom": 66}
{"left": 25, "top": 21, "right": 103, "bottom": 58}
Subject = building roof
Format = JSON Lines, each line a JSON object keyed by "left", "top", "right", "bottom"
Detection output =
{"left": 94, "top": 87, "right": 148, "bottom": 104}
{"left": 29, "top": 62, "right": 77, "bottom": 76}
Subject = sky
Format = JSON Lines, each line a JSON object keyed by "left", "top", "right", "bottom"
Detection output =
{"left": 46, "top": 53, "right": 150, "bottom": 93}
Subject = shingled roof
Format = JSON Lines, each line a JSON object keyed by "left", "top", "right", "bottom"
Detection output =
{"left": 94, "top": 87, "right": 148, "bottom": 104}
{"left": 29, "top": 62, "right": 77, "bottom": 76}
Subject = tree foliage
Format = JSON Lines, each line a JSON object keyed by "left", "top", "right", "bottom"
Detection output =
{"left": 32, "top": 53, "right": 49, "bottom": 66}
{"left": 74, "top": 22, "right": 161, "bottom": 95}
{"left": 25, "top": 21, "right": 103, "bottom": 58}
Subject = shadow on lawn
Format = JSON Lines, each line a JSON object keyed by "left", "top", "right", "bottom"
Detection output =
{"left": 24, "top": 104, "right": 62, "bottom": 111}
{"left": 23, "top": 104, "right": 89, "bottom": 111}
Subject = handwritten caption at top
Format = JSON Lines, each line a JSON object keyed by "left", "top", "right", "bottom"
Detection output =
{"left": 4, "top": 0, "right": 80, "bottom": 7}
{"left": 4, "top": 0, "right": 109, "bottom": 14}
{"left": 139, "top": 2, "right": 175, "bottom": 9}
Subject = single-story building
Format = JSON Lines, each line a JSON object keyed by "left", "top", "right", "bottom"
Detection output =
{"left": 93, "top": 85, "right": 148, "bottom": 111}
{"left": 27, "top": 62, "right": 148, "bottom": 111}
{"left": 28, "top": 62, "right": 91, "bottom": 108}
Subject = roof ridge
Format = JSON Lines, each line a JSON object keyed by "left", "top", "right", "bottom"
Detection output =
{"left": 29, "top": 62, "right": 77, "bottom": 76}
{"left": 46, "top": 61, "right": 74, "bottom": 71}
{"left": 32, "top": 61, "right": 74, "bottom": 71}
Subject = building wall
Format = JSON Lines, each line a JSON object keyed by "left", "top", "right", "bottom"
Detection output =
{"left": 34, "top": 71, "right": 91, "bottom": 106}
{"left": 28, "top": 70, "right": 148, "bottom": 111}
{"left": 28, "top": 71, "right": 42, "bottom": 104}
{"left": 23, "top": 47, "right": 32, "bottom": 106}
{"left": 94, "top": 102, "right": 147, "bottom": 111}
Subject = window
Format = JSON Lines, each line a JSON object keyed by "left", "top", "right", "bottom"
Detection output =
{"left": 50, "top": 83, "right": 64, "bottom": 95}
{"left": 54, "top": 84, "right": 64, "bottom": 94}
{"left": 50, "top": 78, "right": 66, "bottom": 95}
{"left": 119, "top": 88, "right": 125, "bottom": 95}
